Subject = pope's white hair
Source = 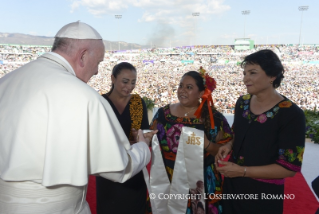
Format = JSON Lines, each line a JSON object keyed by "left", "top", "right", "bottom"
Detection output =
{"left": 51, "top": 37, "right": 102, "bottom": 57}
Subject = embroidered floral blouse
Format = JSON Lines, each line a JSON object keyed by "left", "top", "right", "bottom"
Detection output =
{"left": 231, "top": 94, "right": 305, "bottom": 184}
{"left": 150, "top": 104, "right": 233, "bottom": 214}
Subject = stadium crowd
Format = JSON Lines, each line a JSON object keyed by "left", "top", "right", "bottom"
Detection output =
{"left": 1, "top": 44, "right": 318, "bottom": 112}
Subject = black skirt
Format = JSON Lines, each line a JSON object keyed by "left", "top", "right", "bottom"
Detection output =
{"left": 96, "top": 171, "right": 147, "bottom": 214}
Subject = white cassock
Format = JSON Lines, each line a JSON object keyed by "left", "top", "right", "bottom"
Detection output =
{"left": 0, "top": 52, "right": 151, "bottom": 214}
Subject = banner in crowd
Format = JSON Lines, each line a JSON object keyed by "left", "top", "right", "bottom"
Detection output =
{"left": 186, "top": 52, "right": 194, "bottom": 55}
{"left": 182, "top": 46, "right": 194, "bottom": 48}
{"left": 143, "top": 60, "right": 154, "bottom": 64}
{"left": 181, "top": 60, "right": 194, "bottom": 64}
{"left": 304, "top": 61, "right": 319, "bottom": 64}
{"left": 299, "top": 51, "right": 314, "bottom": 55}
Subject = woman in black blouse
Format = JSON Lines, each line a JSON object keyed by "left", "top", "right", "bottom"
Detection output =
{"left": 215, "top": 50, "right": 305, "bottom": 214}
{"left": 96, "top": 62, "right": 149, "bottom": 214}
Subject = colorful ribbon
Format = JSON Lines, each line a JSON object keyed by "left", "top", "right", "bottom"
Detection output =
{"left": 194, "top": 88, "right": 215, "bottom": 129}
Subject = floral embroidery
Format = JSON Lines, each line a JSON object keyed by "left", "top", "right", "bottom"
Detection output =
{"left": 243, "top": 94, "right": 251, "bottom": 100}
{"left": 284, "top": 149, "right": 296, "bottom": 162}
{"left": 256, "top": 114, "right": 267, "bottom": 123}
{"left": 157, "top": 123, "right": 165, "bottom": 140}
{"left": 239, "top": 94, "right": 293, "bottom": 123}
{"left": 296, "top": 146, "right": 304, "bottom": 162}
{"left": 129, "top": 94, "right": 143, "bottom": 140}
{"left": 222, "top": 119, "right": 233, "bottom": 138}
{"left": 205, "top": 165, "right": 216, "bottom": 194}
{"left": 236, "top": 156, "right": 245, "bottom": 165}
{"left": 266, "top": 112, "right": 273, "bottom": 117}
{"left": 163, "top": 105, "right": 202, "bottom": 125}
{"left": 210, "top": 126, "right": 218, "bottom": 137}
{"left": 166, "top": 124, "right": 183, "bottom": 152}
{"left": 148, "top": 105, "right": 230, "bottom": 214}
{"left": 242, "top": 110, "right": 249, "bottom": 118}
{"left": 278, "top": 101, "right": 292, "bottom": 108}
{"left": 166, "top": 166, "right": 174, "bottom": 181}
{"left": 276, "top": 146, "right": 304, "bottom": 172}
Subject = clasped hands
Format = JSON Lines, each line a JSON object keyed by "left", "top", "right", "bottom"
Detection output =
{"left": 130, "top": 128, "right": 158, "bottom": 147}
{"left": 214, "top": 141, "right": 246, "bottom": 178}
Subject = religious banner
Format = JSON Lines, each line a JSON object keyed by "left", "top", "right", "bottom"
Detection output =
{"left": 143, "top": 127, "right": 205, "bottom": 214}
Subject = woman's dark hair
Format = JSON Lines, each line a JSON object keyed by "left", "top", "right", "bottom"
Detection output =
{"left": 182, "top": 71, "right": 216, "bottom": 133}
{"left": 108, "top": 62, "right": 136, "bottom": 95}
{"left": 241, "top": 49, "right": 285, "bottom": 88}
{"left": 182, "top": 71, "right": 205, "bottom": 91}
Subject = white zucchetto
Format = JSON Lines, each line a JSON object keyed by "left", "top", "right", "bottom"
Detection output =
{"left": 55, "top": 21, "right": 102, "bottom": 40}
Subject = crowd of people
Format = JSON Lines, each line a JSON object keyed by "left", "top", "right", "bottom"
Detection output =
{"left": 1, "top": 44, "right": 318, "bottom": 112}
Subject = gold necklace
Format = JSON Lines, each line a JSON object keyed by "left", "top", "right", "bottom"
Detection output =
{"left": 184, "top": 107, "right": 196, "bottom": 116}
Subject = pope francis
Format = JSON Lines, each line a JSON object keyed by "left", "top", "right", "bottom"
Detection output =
{"left": 0, "top": 21, "right": 152, "bottom": 214}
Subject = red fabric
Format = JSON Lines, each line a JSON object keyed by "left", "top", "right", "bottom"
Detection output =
{"left": 87, "top": 152, "right": 319, "bottom": 214}
{"left": 284, "top": 173, "right": 319, "bottom": 214}
{"left": 87, "top": 172, "right": 319, "bottom": 214}
{"left": 87, "top": 176, "right": 97, "bottom": 214}
{"left": 194, "top": 88, "right": 215, "bottom": 129}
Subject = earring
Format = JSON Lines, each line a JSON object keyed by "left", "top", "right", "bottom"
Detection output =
{"left": 270, "top": 81, "right": 273, "bottom": 84}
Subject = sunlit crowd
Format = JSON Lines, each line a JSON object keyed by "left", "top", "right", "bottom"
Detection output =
{"left": 1, "top": 44, "right": 318, "bottom": 113}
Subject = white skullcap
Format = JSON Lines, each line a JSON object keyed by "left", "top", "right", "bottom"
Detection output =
{"left": 55, "top": 21, "right": 102, "bottom": 40}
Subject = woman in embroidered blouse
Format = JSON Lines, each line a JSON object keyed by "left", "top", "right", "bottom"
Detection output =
{"left": 96, "top": 62, "right": 150, "bottom": 214}
{"left": 215, "top": 50, "right": 305, "bottom": 214}
{"left": 149, "top": 70, "right": 233, "bottom": 214}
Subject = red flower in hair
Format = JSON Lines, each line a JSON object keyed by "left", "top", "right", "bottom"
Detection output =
{"left": 198, "top": 66, "right": 217, "bottom": 92}
{"left": 205, "top": 74, "right": 216, "bottom": 92}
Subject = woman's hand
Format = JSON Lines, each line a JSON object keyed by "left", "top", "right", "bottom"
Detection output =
{"left": 130, "top": 128, "right": 138, "bottom": 145}
{"left": 142, "top": 130, "right": 158, "bottom": 146}
{"left": 215, "top": 160, "right": 245, "bottom": 178}
{"left": 215, "top": 140, "right": 232, "bottom": 163}
{"left": 132, "top": 128, "right": 158, "bottom": 146}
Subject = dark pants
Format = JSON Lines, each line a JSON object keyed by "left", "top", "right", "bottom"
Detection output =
{"left": 312, "top": 176, "right": 319, "bottom": 214}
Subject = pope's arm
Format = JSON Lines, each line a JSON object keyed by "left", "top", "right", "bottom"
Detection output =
{"left": 92, "top": 98, "right": 151, "bottom": 183}
{"left": 98, "top": 141, "right": 150, "bottom": 183}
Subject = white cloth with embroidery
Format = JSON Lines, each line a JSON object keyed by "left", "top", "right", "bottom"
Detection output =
{"left": 143, "top": 127, "right": 205, "bottom": 214}
{"left": 0, "top": 53, "right": 151, "bottom": 213}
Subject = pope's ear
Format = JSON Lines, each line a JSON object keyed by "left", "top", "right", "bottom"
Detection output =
{"left": 79, "top": 49, "right": 88, "bottom": 68}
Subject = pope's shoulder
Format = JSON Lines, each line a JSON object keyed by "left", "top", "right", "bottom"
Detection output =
{"left": 12, "top": 56, "right": 103, "bottom": 102}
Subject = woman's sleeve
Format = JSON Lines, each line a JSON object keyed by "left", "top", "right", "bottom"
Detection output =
{"left": 275, "top": 107, "right": 306, "bottom": 172}
{"left": 150, "top": 108, "right": 160, "bottom": 130}
{"left": 140, "top": 98, "right": 150, "bottom": 129}
{"left": 216, "top": 113, "right": 233, "bottom": 144}
{"left": 232, "top": 96, "right": 242, "bottom": 133}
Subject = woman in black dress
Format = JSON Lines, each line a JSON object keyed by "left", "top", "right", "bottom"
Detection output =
{"left": 96, "top": 62, "right": 149, "bottom": 214}
{"left": 215, "top": 50, "right": 305, "bottom": 214}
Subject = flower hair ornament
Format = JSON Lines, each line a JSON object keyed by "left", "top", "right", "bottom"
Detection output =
{"left": 194, "top": 66, "right": 217, "bottom": 129}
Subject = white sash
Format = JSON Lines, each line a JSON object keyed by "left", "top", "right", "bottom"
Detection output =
{"left": 143, "top": 127, "right": 205, "bottom": 214}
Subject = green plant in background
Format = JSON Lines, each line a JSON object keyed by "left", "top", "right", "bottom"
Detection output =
{"left": 143, "top": 96, "right": 155, "bottom": 111}
{"left": 305, "top": 107, "right": 319, "bottom": 144}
